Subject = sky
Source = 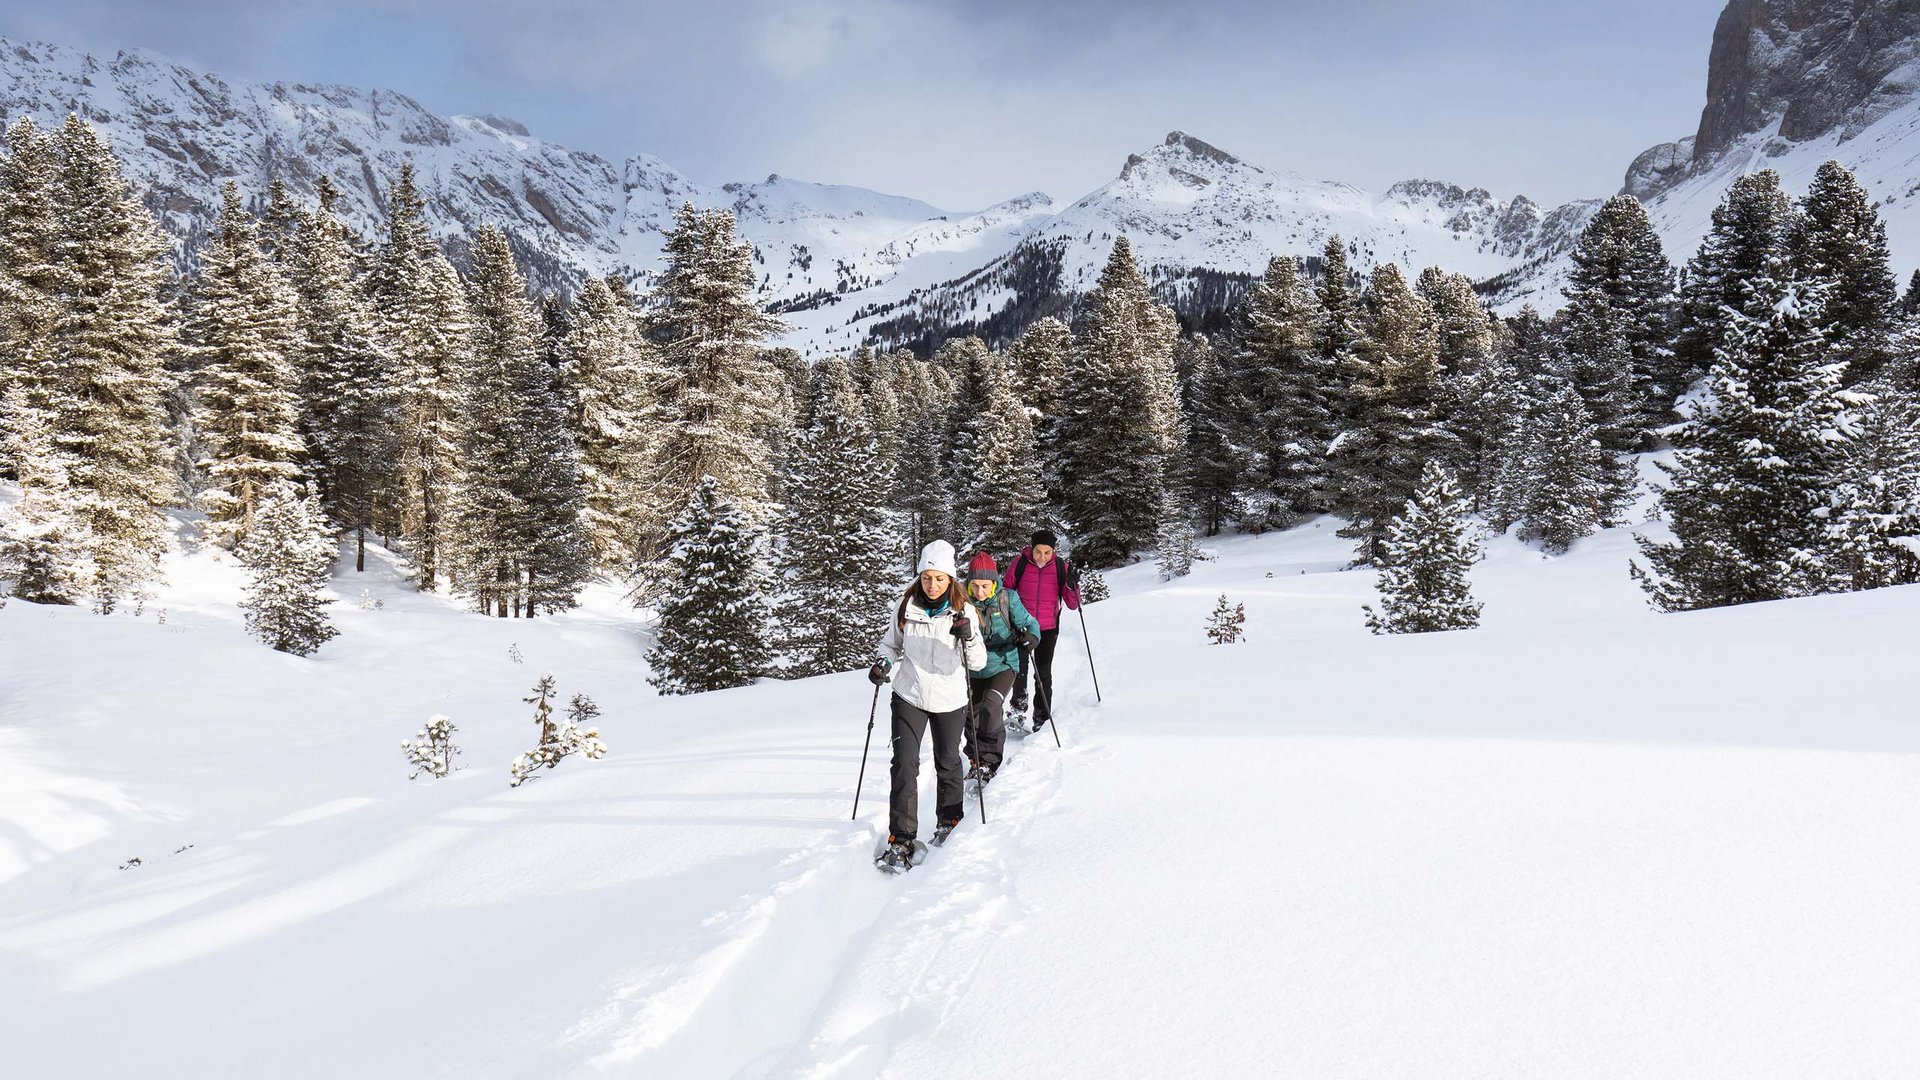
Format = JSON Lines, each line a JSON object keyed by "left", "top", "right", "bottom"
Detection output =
{"left": 0, "top": 0, "right": 1728, "bottom": 211}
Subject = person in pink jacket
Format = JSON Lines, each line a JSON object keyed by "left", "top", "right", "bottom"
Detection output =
{"left": 1003, "top": 529, "right": 1080, "bottom": 732}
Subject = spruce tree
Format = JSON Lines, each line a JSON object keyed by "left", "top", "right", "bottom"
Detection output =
{"left": 1055, "top": 236, "right": 1182, "bottom": 566}
{"left": 1632, "top": 271, "right": 1854, "bottom": 610}
{"left": 392, "top": 255, "right": 469, "bottom": 589}
{"left": 1825, "top": 387, "right": 1920, "bottom": 591}
{"left": 286, "top": 177, "right": 394, "bottom": 570}
{"left": 48, "top": 115, "right": 178, "bottom": 611}
{"left": 1183, "top": 332, "right": 1250, "bottom": 535}
{"left": 0, "top": 384, "right": 86, "bottom": 602}
{"left": 448, "top": 227, "right": 589, "bottom": 617}
{"left": 1362, "top": 462, "right": 1482, "bottom": 634}
{"left": 643, "top": 204, "right": 787, "bottom": 571}
{"left": 1790, "top": 160, "right": 1899, "bottom": 385}
{"left": 1009, "top": 316, "right": 1071, "bottom": 421}
{"left": 1561, "top": 194, "right": 1677, "bottom": 433}
{"left": 1329, "top": 262, "right": 1453, "bottom": 564}
{"left": 1238, "top": 255, "right": 1334, "bottom": 525}
{"left": 0, "top": 118, "right": 62, "bottom": 473}
{"left": 1555, "top": 306, "right": 1644, "bottom": 511}
{"left": 237, "top": 480, "right": 339, "bottom": 656}
{"left": 647, "top": 477, "right": 770, "bottom": 694}
{"left": 1674, "top": 171, "right": 1795, "bottom": 383}
{"left": 960, "top": 373, "right": 1047, "bottom": 559}
{"left": 1515, "top": 375, "right": 1612, "bottom": 554}
{"left": 1205, "top": 594, "right": 1246, "bottom": 644}
{"left": 191, "top": 181, "right": 307, "bottom": 548}
{"left": 563, "top": 275, "right": 661, "bottom": 573}
{"left": 774, "top": 360, "right": 899, "bottom": 677}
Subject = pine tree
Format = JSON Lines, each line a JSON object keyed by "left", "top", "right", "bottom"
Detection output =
{"left": 1561, "top": 194, "right": 1677, "bottom": 433}
{"left": 1790, "top": 160, "right": 1899, "bottom": 385}
{"left": 1055, "top": 236, "right": 1182, "bottom": 566}
{"left": 1155, "top": 497, "right": 1198, "bottom": 580}
{"left": 960, "top": 373, "right": 1047, "bottom": 559}
{"left": 1417, "top": 267, "right": 1498, "bottom": 378}
{"left": 1556, "top": 306, "right": 1644, "bottom": 510}
{"left": 0, "top": 118, "right": 62, "bottom": 475}
{"left": 1674, "top": 171, "right": 1795, "bottom": 384}
{"left": 1824, "top": 387, "right": 1920, "bottom": 591}
{"left": 391, "top": 254, "right": 469, "bottom": 589}
{"left": 237, "top": 480, "right": 339, "bottom": 655}
{"left": 1362, "top": 462, "right": 1482, "bottom": 634}
{"left": 647, "top": 477, "right": 771, "bottom": 694}
{"left": 894, "top": 402, "right": 952, "bottom": 567}
{"left": 447, "top": 227, "right": 589, "bottom": 617}
{"left": 191, "top": 181, "right": 307, "bottom": 548}
{"left": 48, "top": 115, "right": 178, "bottom": 611}
{"left": 508, "top": 677, "right": 607, "bottom": 787}
{"left": 774, "top": 360, "right": 899, "bottom": 677}
{"left": 1328, "top": 262, "right": 1454, "bottom": 564}
{"left": 1183, "top": 331, "right": 1250, "bottom": 535}
{"left": 0, "top": 384, "right": 86, "bottom": 602}
{"left": 1204, "top": 594, "right": 1246, "bottom": 644}
{"left": 563, "top": 275, "right": 662, "bottom": 573}
{"left": 1632, "top": 272, "right": 1855, "bottom": 610}
{"left": 942, "top": 335, "right": 1006, "bottom": 502}
{"left": 401, "top": 715, "right": 461, "bottom": 779}
{"left": 285, "top": 177, "right": 394, "bottom": 570}
{"left": 1515, "top": 375, "right": 1612, "bottom": 554}
{"left": 643, "top": 204, "right": 787, "bottom": 571}
{"left": 1238, "top": 255, "right": 1334, "bottom": 525}
{"left": 1009, "top": 315, "right": 1072, "bottom": 421}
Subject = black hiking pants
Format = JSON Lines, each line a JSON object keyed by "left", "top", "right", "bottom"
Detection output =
{"left": 966, "top": 670, "right": 1014, "bottom": 773}
{"left": 1015, "top": 628, "right": 1060, "bottom": 721}
{"left": 889, "top": 694, "right": 967, "bottom": 841}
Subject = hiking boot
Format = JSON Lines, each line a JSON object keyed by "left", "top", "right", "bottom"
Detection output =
{"left": 1010, "top": 693, "right": 1030, "bottom": 713}
{"left": 877, "top": 836, "right": 920, "bottom": 873}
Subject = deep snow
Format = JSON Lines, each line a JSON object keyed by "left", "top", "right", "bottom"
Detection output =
{"left": 2, "top": 503, "right": 1918, "bottom": 1078}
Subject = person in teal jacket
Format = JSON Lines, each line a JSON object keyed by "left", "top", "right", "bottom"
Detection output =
{"left": 961, "top": 551, "right": 1042, "bottom": 783}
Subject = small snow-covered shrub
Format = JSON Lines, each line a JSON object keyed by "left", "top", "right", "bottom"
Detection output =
{"left": 509, "top": 676, "right": 607, "bottom": 787}
{"left": 1079, "top": 568, "right": 1110, "bottom": 603}
{"left": 402, "top": 715, "right": 461, "bottom": 779}
{"left": 1205, "top": 595, "right": 1246, "bottom": 644}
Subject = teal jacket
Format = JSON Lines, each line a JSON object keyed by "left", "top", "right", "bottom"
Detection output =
{"left": 969, "top": 586, "right": 1042, "bottom": 680}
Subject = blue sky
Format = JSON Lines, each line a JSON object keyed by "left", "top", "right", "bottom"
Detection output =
{"left": 1, "top": 0, "right": 1727, "bottom": 210}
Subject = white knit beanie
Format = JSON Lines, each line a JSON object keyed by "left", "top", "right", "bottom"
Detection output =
{"left": 916, "top": 539, "right": 958, "bottom": 578}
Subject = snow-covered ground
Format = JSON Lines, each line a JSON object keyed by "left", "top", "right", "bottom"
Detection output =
{"left": 3, "top": 505, "right": 1918, "bottom": 1078}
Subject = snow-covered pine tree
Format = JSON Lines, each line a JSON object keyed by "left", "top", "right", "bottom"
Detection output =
{"left": 285, "top": 176, "right": 395, "bottom": 571}
{"left": 1054, "top": 236, "right": 1182, "bottom": 566}
{"left": 1204, "top": 594, "right": 1246, "bottom": 644}
{"left": 774, "top": 359, "right": 899, "bottom": 677}
{"left": 893, "top": 400, "right": 951, "bottom": 568}
{"left": 1416, "top": 266, "right": 1498, "bottom": 379}
{"left": 1902, "top": 269, "right": 1920, "bottom": 319}
{"left": 1464, "top": 348, "right": 1535, "bottom": 530}
{"left": 1237, "top": 255, "right": 1334, "bottom": 526}
{"left": 647, "top": 477, "right": 771, "bottom": 694}
{"left": 48, "top": 115, "right": 178, "bottom": 611}
{"left": 1078, "top": 566, "right": 1110, "bottom": 603}
{"left": 401, "top": 715, "right": 461, "bottom": 779}
{"left": 0, "top": 118, "right": 62, "bottom": 476}
{"left": 960, "top": 370, "right": 1047, "bottom": 559}
{"left": 1314, "top": 236, "right": 1363, "bottom": 375}
{"left": 1362, "top": 461, "right": 1482, "bottom": 634}
{"left": 391, "top": 254, "right": 468, "bottom": 590}
{"left": 448, "top": 227, "right": 589, "bottom": 617}
{"left": 1328, "top": 262, "right": 1454, "bottom": 564}
{"left": 642, "top": 204, "right": 787, "bottom": 575}
{"left": 942, "top": 335, "right": 1007, "bottom": 509}
{"left": 563, "top": 275, "right": 662, "bottom": 574}
{"left": 1155, "top": 495, "right": 1198, "bottom": 580}
{"left": 1183, "top": 330, "right": 1250, "bottom": 535}
{"left": 1516, "top": 374, "right": 1612, "bottom": 554}
{"left": 1008, "top": 316, "right": 1072, "bottom": 422}
{"left": 237, "top": 480, "right": 338, "bottom": 655}
{"left": 1673, "top": 170, "right": 1795, "bottom": 385}
{"left": 1824, "top": 386, "right": 1920, "bottom": 591}
{"left": 0, "top": 383, "right": 86, "bottom": 602}
{"left": 1555, "top": 306, "right": 1644, "bottom": 512}
{"left": 1790, "top": 160, "right": 1899, "bottom": 385}
{"left": 1560, "top": 194, "right": 1677, "bottom": 434}
{"left": 191, "top": 181, "right": 308, "bottom": 548}
{"left": 1632, "top": 270, "right": 1855, "bottom": 610}
{"left": 508, "top": 676, "right": 607, "bottom": 786}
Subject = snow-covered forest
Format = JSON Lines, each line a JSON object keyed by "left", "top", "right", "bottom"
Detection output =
{"left": 6, "top": 7, "right": 1920, "bottom": 1070}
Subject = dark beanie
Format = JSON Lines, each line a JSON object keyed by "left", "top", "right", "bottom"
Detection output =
{"left": 1031, "top": 529, "right": 1058, "bottom": 548}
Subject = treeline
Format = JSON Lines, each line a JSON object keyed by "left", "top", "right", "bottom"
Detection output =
{"left": 3, "top": 114, "right": 1917, "bottom": 678}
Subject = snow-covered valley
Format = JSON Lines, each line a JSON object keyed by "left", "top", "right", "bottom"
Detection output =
{"left": 4, "top": 500, "right": 1917, "bottom": 1078}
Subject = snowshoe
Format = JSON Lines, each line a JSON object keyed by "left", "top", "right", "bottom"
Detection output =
{"left": 1006, "top": 710, "right": 1031, "bottom": 738}
{"left": 930, "top": 817, "right": 962, "bottom": 848}
{"left": 964, "top": 764, "right": 994, "bottom": 797}
{"left": 875, "top": 837, "right": 928, "bottom": 874}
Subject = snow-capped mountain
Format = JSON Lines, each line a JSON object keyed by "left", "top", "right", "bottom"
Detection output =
{"left": 1494, "top": 0, "right": 1920, "bottom": 310}
{"left": 1, "top": 37, "right": 1605, "bottom": 355}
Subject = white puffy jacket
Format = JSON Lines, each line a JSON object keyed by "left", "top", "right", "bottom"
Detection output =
{"left": 877, "top": 593, "right": 987, "bottom": 713}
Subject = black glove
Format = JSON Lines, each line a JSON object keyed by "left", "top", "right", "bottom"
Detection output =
{"left": 1066, "top": 567, "right": 1081, "bottom": 590}
{"left": 868, "top": 661, "right": 890, "bottom": 685}
{"left": 1020, "top": 630, "right": 1041, "bottom": 650}
{"left": 950, "top": 614, "right": 974, "bottom": 642}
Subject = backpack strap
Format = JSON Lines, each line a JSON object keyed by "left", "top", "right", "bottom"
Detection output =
{"left": 1009, "top": 553, "right": 1028, "bottom": 591}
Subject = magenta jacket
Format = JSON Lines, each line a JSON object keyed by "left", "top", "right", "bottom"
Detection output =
{"left": 1006, "top": 547, "right": 1080, "bottom": 631}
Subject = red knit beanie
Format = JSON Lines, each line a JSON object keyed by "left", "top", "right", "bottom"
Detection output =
{"left": 967, "top": 551, "right": 998, "bottom": 579}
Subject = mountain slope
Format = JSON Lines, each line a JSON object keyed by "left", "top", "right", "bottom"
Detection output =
{"left": 3, "top": 493, "right": 1918, "bottom": 1077}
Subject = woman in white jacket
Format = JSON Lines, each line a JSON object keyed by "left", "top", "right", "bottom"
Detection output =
{"left": 870, "top": 540, "right": 986, "bottom": 869}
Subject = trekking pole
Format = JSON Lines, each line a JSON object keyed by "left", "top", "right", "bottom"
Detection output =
{"left": 1038, "top": 677, "right": 1063, "bottom": 748}
{"left": 1077, "top": 605, "right": 1103, "bottom": 703}
{"left": 851, "top": 682, "right": 881, "bottom": 821}
{"left": 968, "top": 693, "right": 988, "bottom": 824}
